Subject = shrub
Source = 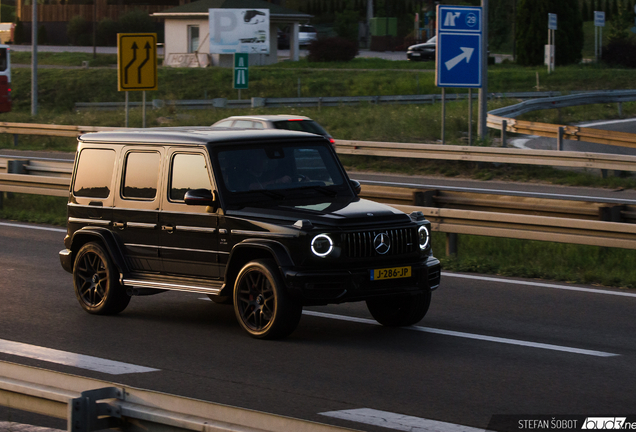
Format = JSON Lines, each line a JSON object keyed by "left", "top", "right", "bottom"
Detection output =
{"left": 97, "top": 18, "right": 120, "bottom": 46}
{"left": 602, "top": 38, "right": 636, "bottom": 67}
{"left": 38, "top": 25, "right": 48, "bottom": 45}
{"left": 334, "top": 8, "right": 359, "bottom": 43}
{"left": 13, "top": 19, "right": 25, "bottom": 44}
{"left": 67, "top": 15, "right": 90, "bottom": 46}
{"left": 118, "top": 10, "right": 155, "bottom": 34}
{"left": 307, "top": 37, "right": 358, "bottom": 62}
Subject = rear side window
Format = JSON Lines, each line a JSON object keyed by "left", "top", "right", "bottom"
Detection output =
{"left": 122, "top": 151, "right": 161, "bottom": 200}
{"left": 73, "top": 149, "right": 116, "bottom": 198}
{"left": 170, "top": 153, "right": 212, "bottom": 201}
{"left": 214, "top": 120, "right": 233, "bottom": 127}
{"left": 273, "top": 120, "right": 327, "bottom": 136}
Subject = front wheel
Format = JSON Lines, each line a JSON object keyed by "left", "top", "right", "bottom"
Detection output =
{"left": 366, "top": 291, "right": 431, "bottom": 327}
{"left": 233, "top": 259, "right": 302, "bottom": 339}
{"left": 73, "top": 242, "right": 130, "bottom": 315}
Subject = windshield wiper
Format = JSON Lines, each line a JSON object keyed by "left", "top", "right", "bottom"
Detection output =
{"left": 250, "top": 189, "right": 286, "bottom": 199}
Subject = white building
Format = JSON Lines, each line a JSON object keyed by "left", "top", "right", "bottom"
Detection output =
{"left": 153, "top": 0, "right": 312, "bottom": 68}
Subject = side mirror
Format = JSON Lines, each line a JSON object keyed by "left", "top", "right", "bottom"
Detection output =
{"left": 184, "top": 189, "right": 217, "bottom": 209}
{"left": 350, "top": 179, "right": 361, "bottom": 195}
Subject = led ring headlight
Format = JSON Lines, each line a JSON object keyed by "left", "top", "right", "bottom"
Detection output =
{"left": 311, "top": 234, "right": 333, "bottom": 257}
{"left": 418, "top": 225, "right": 430, "bottom": 250}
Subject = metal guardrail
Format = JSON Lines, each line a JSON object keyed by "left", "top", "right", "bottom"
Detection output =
{"left": 0, "top": 360, "right": 355, "bottom": 432}
{"left": 0, "top": 122, "right": 114, "bottom": 137}
{"left": 1, "top": 168, "right": 635, "bottom": 250}
{"left": 335, "top": 139, "right": 636, "bottom": 171}
{"left": 487, "top": 90, "right": 636, "bottom": 150}
{"left": 73, "top": 91, "right": 566, "bottom": 111}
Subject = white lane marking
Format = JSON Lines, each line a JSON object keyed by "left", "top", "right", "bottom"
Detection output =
{"left": 357, "top": 179, "right": 636, "bottom": 205}
{"left": 0, "top": 221, "right": 66, "bottom": 233}
{"left": 578, "top": 118, "right": 636, "bottom": 128}
{"left": 0, "top": 422, "right": 64, "bottom": 432}
{"left": 0, "top": 339, "right": 159, "bottom": 375}
{"left": 320, "top": 408, "right": 485, "bottom": 432}
{"left": 302, "top": 311, "right": 619, "bottom": 357}
{"left": 443, "top": 272, "right": 636, "bottom": 298}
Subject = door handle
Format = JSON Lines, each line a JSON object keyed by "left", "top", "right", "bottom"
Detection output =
{"left": 161, "top": 225, "right": 174, "bottom": 233}
{"left": 113, "top": 222, "right": 125, "bottom": 229}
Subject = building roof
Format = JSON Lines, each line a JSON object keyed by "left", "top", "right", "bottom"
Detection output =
{"left": 153, "top": 0, "right": 311, "bottom": 22}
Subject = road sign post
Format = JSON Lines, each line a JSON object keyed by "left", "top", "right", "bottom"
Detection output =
{"left": 594, "top": 11, "right": 605, "bottom": 62}
{"left": 546, "top": 13, "right": 557, "bottom": 73}
{"left": 117, "top": 33, "right": 157, "bottom": 128}
{"left": 436, "top": 5, "right": 483, "bottom": 144}
{"left": 234, "top": 53, "right": 249, "bottom": 99}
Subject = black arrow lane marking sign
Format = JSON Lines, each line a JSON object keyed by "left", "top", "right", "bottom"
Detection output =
{"left": 137, "top": 42, "right": 152, "bottom": 84}
{"left": 124, "top": 42, "right": 138, "bottom": 85}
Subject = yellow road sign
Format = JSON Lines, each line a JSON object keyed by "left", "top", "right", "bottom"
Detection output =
{"left": 118, "top": 33, "right": 158, "bottom": 91}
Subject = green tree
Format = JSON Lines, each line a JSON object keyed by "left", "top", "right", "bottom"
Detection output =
{"left": 582, "top": 0, "right": 589, "bottom": 21}
{"left": 334, "top": 0, "right": 359, "bottom": 43}
{"left": 607, "top": 0, "right": 634, "bottom": 42}
{"left": 489, "top": 0, "right": 513, "bottom": 50}
{"left": 118, "top": 10, "right": 154, "bottom": 34}
{"left": 516, "top": 0, "right": 583, "bottom": 66}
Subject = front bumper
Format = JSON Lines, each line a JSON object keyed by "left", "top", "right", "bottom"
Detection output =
{"left": 59, "top": 249, "right": 73, "bottom": 273}
{"left": 283, "top": 256, "right": 441, "bottom": 305}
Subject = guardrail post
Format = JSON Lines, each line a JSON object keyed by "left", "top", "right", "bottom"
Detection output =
{"left": 69, "top": 387, "right": 122, "bottom": 432}
{"left": 501, "top": 120, "right": 507, "bottom": 148}
{"left": 446, "top": 233, "right": 458, "bottom": 257}
{"left": 618, "top": 102, "right": 623, "bottom": 118}
{"left": 413, "top": 190, "right": 437, "bottom": 207}
{"left": 599, "top": 205, "right": 624, "bottom": 222}
{"left": 557, "top": 126, "right": 564, "bottom": 151}
{"left": 13, "top": 134, "right": 18, "bottom": 147}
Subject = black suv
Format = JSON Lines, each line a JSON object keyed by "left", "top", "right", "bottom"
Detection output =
{"left": 59, "top": 129, "right": 441, "bottom": 339}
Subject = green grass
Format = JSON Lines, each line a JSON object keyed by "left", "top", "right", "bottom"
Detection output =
{"left": 0, "top": 193, "right": 67, "bottom": 226}
{"left": 11, "top": 51, "right": 118, "bottom": 68}
{"left": 435, "top": 233, "right": 636, "bottom": 289}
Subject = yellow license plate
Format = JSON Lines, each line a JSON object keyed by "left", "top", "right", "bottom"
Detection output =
{"left": 371, "top": 266, "right": 411, "bottom": 281}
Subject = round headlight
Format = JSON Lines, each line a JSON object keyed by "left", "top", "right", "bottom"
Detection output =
{"left": 311, "top": 234, "right": 333, "bottom": 257}
{"left": 418, "top": 225, "right": 430, "bottom": 250}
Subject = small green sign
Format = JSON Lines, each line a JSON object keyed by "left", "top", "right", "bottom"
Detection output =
{"left": 234, "top": 53, "right": 249, "bottom": 89}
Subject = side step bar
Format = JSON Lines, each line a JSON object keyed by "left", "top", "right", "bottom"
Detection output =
{"left": 123, "top": 278, "right": 224, "bottom": 296}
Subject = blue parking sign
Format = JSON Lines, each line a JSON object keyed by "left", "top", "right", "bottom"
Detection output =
{"left": 436, "top": 5, "right": 483, "bottom": 88}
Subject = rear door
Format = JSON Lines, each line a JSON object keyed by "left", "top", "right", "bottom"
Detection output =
{"left": 112, "top": 147, "right": 164, "bottom": 273}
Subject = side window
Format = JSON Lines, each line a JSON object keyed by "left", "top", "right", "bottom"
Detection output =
{"left": 170, "top": 153, "right": 212, "bottom": 202}
{"left": 122, "top": 151, "right": 161, "bottom": 200}
{"left": 253, "top": 122, "right": 264, "bottom": 129}
{"left": 73, "top": 149, "right": 116, "bottom": 198}
{"left": 233, "top": 120, "right": 254, "bottom": 128}
{"left": 215, "top": 120, "right": 233, "bottom": 127}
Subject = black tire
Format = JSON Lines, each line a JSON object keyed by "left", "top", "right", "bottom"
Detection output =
{"left": 73, "top": 242, "right": 130, "bottom": 315}
{"left": 366, "top": 291, "right": 432, "bottom": 327}
{"left": 233, "top": 259, "right": 302, "bottom": 339}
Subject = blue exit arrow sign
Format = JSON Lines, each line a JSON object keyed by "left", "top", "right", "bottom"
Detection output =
{"left": 436, "top": 5, "right": 483, "bottom": 88}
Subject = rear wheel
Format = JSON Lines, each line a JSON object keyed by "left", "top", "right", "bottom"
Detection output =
{"left": 73, "top": 242, "right": 130, "bottom": 315}
{"left": 233, "top": 259, "right": 302, "bottom": 339}
{"left": 366, "top": 291, "right": 431, "bottom": 327}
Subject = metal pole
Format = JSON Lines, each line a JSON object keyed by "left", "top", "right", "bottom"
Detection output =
{"left": 477, "top": 0, "right": 488, "bottom": 140}
{"left": 297, "top": 78, "right": 300, "bottom": 98}
{"left": 441, "top": 88, "right": 446, "bottom": 144}
{"left": 600, "top": 27, "right": 603, "bottom": 59}
{"left": 93, "top": 0, "right": 97, "bottom": 59}
{"left": 31, "top": 0, "right": 38, "bottom": 116}
{"left": 468, "top": 88, "right": 473, "bottom": 146}
{"left": 557, "top": 126, "right": 564, "bottom": 151}
{"left": 594, "top": 25, "right": 598, "bottom": 62}
{"left": 142, "top": 91, "right": 146, "bottom": 128}
{"left": 125, "top": 91, "right": 129, "bottom": 128}
{"left": 501, "top": 119, "right": 507, "bottom": 148}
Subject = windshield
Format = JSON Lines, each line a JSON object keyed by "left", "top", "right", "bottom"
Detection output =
{"left": 215, "top": 143, "right": 350, "bottom": 205}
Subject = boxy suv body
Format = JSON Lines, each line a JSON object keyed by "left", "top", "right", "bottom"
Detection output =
{"left": 60, "top": 129, "right": 441, "bottom": 339}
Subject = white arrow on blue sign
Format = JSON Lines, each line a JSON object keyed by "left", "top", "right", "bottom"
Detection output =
{"left": 436, "top": 5, "right": 482, "bottom": 88}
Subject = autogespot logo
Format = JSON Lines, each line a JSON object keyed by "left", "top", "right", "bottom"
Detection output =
{"left": 583, "top": 418, "right": 629, "bottom": 429}
{"left": 374, "top": 232, "right": 391, "bottom": 255}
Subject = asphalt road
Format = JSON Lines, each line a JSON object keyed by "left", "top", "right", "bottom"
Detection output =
{"left": 1, "top": 221, "right": 635, "bottom": 432}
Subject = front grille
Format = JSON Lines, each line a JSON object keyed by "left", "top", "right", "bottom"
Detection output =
{"left": 341, "top": 227, "right": 417, "bottom": 258}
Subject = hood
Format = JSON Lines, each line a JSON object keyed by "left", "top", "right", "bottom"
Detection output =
{"left": 227, "top": 197, "right": 411, "bottom": 228}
